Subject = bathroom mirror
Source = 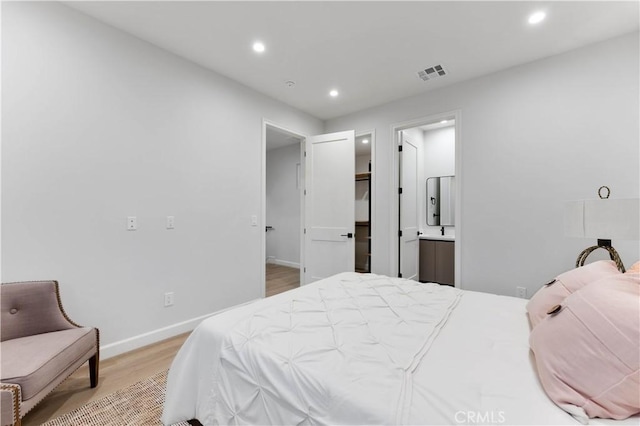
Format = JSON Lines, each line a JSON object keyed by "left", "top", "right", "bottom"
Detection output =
{"left": 427, "top": 176, "right": 455, "bottom": 226}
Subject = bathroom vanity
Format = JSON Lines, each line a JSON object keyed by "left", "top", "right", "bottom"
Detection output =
{"left": 419, "top": 235, "right": 455, "bottom": 286}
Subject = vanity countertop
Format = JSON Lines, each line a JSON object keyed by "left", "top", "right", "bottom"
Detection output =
{"left": 419, "top": 234, "right": 455, "bottom": 242}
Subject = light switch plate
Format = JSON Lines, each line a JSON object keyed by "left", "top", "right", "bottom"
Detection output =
{"left": 166, "top": 216, "right": 175, "bottom": 229}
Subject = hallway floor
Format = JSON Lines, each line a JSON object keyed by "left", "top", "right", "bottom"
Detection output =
{"left": 266, "top": 263, "right": 300, "bottom": 297}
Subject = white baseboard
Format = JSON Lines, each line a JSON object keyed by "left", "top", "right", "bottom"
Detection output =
{"left": 100, "top": 312, "right": 212, "bottom": 360}
{"left": 100, "top": 300, "right": 260, "bottom": 360}
{"left": 271, "top": 258, "right": 300, "bottom": 269}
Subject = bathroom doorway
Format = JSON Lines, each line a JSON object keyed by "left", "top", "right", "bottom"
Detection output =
{"left": 391, "top": 111, "right": 460, "bottom": 286}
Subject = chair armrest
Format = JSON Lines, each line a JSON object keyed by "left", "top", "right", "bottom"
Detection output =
{"left": 0, "top": 383, "right": 21, "bottom": 426}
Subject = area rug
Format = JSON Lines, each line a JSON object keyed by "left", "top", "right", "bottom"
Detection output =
{"left": 42, "top": 370, "right": 193, "bottom": 426}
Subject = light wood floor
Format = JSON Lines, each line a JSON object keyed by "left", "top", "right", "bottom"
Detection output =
{"left": 23, "top": 266, "right": 299, "bottom": 424}
{"left": 23, "top": 332, "right": 191, "bottom": 425}
{"left": 266, "top": 263, "right": 300, "bottom": 297}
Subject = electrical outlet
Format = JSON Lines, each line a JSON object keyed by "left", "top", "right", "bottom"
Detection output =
{"left": 127, "top": 216, "right": 137, "bottom": 231}
{"left": 516, "top": 287, "right": 527, "bottom": 299}
{"left": 166, "top": 216, "right": 175, "bottom": 229}
{"left": 164, "top": 292, "right": 174, "bottom": 307}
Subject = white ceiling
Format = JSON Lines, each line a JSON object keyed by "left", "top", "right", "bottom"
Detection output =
{"left": 65, "top": 1, "right": 639, "bottom": 121}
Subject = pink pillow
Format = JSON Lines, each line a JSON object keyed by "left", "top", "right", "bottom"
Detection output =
{"left": 529, "top": 273, "right": 640, "bottom": 421}
{"left": 526, "top": 260, "right": 620, "bottom": 328}
{"left": 626, "top": 261, "right": 640, "bottom": 275}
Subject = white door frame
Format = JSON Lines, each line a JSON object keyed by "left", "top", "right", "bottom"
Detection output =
{"left": 261, "top": 119, "right": 307, "bottom": 297}
{"left": 355, "top": 129, "right": 376, "bottom": 273}
{"left": 388, "top": 110, "right": 462, "bottom": 287}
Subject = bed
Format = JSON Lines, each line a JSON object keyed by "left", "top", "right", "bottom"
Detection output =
{"left": 161, "top": 272, "right": 638, "bottom": 425}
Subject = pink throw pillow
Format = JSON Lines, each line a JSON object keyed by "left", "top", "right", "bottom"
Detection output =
{"left": 526, "top": 260, "right": 620, "bottom": 328}
{"left": 626, "top": 261, "right": 640, "bottom": 275}
{"left": 529, "top": 273, "right": 640, "bottom": 421}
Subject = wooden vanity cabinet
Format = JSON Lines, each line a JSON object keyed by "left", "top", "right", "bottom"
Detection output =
{"left": 419, "top": 239, "right": 454, "bottom": 286}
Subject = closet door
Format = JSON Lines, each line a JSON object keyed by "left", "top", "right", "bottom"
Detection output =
{"left": 304, "top": 130, "right": 355, "bottom": 284}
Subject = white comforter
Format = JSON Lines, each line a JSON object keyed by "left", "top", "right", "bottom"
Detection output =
{"left": 162, "top": 273, "right": 638, "bottom": 425}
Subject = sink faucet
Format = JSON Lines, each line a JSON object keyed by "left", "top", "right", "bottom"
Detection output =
{"left": 441, "top": 226, "right": 445, "bottom": 236}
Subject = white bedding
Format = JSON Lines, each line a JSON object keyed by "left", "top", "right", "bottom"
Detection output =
{"left": 162, "top": 273, "right": 639, "bottom": 425}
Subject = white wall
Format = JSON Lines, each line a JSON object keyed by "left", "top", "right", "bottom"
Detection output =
{"left": 423, "top": 126, "right": 455, "bottom": 180}
{"left": 422, "top": 126, "right": 455, "bottom": 235}
{"left": 325, "top": 32, "right": 639, "bottom": 297}
{"left": 1, "top": 2, "right": 323, "bottom": 355}
{"left": 355, "top": 154, "right": 371, "bottom": 174}
{"left": 266, "top": 143, "right": 301, "bottom": 268}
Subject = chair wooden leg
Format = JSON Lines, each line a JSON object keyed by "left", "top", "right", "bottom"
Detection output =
{"left": 89, "top": 353, "right": 99, "bottom": 388}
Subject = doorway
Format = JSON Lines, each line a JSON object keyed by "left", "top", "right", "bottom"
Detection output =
{"left": 355, "top": 132, "right": 373, "bottom": 273}
{"left": 392, "top": 111, "right": 461, "bottom": 286}
{"left": 263, "top": 121, "right": 305, "bottom": 297}
{"left": 262, "top": 125, "right": 360, "bottom": 293}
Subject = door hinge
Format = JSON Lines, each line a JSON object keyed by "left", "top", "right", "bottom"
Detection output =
{"left": 304, "top": 228, "right": 306, "bottom": 234}
{"left": 304, "top": 151, "right": 307, "bottom": 157}
{"left": 304, "top": 189, "right": 307, "bottom": 195}
{"left": 398, "top": 230, "right": 403, "bottom": 237}
{"left": 398, "top": 187, "right": 403, "bottom": 195}
{"left": 304, "top": 267, "right": 306, "bottom": 273}
{"left": 398, "top": 145, "right": 403, "bottom": 152}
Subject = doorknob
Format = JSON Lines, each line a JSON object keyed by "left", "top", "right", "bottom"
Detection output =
{"left": 340, "top": 233, "right": 354, "bottom": 238}
{"left": 417, "top": 231, "right": 423, "bottom": 236}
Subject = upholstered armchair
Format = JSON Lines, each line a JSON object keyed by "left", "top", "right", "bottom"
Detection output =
{"left": 0, "top": 280, "right": 99, "bottom": 426}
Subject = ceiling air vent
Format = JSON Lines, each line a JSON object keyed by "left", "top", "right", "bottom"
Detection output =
{"left": 417, "top": 65, "right": 447, "bottom": 81}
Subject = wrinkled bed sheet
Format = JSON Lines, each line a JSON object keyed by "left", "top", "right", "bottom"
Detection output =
{"left": 162, "top": 273, "right": 639, "bottom": 426}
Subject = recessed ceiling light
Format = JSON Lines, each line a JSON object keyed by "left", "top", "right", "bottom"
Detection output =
{"left": 440, "top": 120, "right": 448, "bottom": 124}
{"left": 362, "top": 139, "right": 369, "bottom": 144}
{"left": 252, "top": 42, "right": 265, "bottom": 53}
{"left": 528, "top": 11, "right": 546, "bottom": 25}
{"left": 329, "top": 89, "right": 339, "bottom": 97}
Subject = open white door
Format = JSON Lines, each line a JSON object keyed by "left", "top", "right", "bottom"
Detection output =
{"left": 304, "top": 130, "right": 355, "bottom": 284}
{"left": 399, "top": 131, "right": 419, "bottom": 280}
